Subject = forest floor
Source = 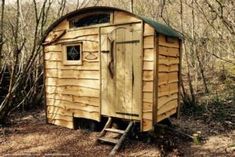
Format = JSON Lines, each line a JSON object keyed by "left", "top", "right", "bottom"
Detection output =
{"left": 0, "top": 106, "right": 234, "bottom": 157}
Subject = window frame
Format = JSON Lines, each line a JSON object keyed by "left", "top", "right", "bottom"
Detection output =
{"left": 62, "top": 43, "right": 83, "bottom": 65}
{"left": 69, "top": 12, "right": 112, "bottom": 29}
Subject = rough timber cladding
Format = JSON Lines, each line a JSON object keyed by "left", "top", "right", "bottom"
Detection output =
{"left": 43, "top": 6, "right": 181, "bottom": 131}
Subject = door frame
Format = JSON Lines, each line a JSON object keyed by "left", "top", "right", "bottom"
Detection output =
{"left": 99, "top": 23, "right": 143, "bottom": 120}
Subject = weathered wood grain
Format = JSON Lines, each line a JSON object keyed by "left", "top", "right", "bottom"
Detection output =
{"left": 144, "top": 23, "right": 155, "bottom": 36}
{"left": 46, "top": 85, "right": 100, "bottom": 97}
{"left": 143, "top": 61, "right": 154, "bottom": 70}
{"left": 100, "top": 23, "right": 142, "bottom": 34}
{"left": 47, "top": 106, "right": 72, "bottom": 116}
{"left": 158, "top": 82, "right": 178, "bottom": 97}
{"left": 142, "top": 111, "right": 152, "bottom": 120}
{"left": 159, "top": 46, "right": 179, "bottom": 57}
{"left": 158, "top": 72, "right": 178, "bottom": 85}
{"left": 73, "top": 96, "right": 99, "bottom": 107}
{"left": 61, "top": 28, "right": 99, "bottom": 39}
{"left": 54, "top": 20, "right": 69, "bottom": 31}
{"left": 47, "top": 99, "right": 99, "bottom": 112}
{"left": 44, "top": 45, "right": 62, "bottom": 52}
{"left": 47, "top": 113, "right": 73, "bottom": 121}
{"left": 159, "top": 55, "right": 179, "bottom": 65}
{"left": 142, "top": 119, "right": 153, "bottom": 131}
{"left": 143, "top": 70, "right": 153, "bottom": 81}
{"left": 157, "top": 108, "right": 177, "bottom": 122}
{"left": 142, "top": 32, "right": 154, "bottom": 131}
{"left": 143, "top": 36, "right": 154, "bottom": 49}
{"left": 132, "top": 36, "right": 142, "bottom": 115}
{"left": 57, "top": 77, "right": 99, "bottom": 86}
{"left": 156, "top": 34, "right": 180, "bottom": 123}
{"left": 158, "top": 64, "right": 179, "bottom": 72}
{"left": 113, "top": 11, "right": 141, "bottom": 24}
{"left": 158, "top": 93, "right": 178, "bottom": 109}
{"left": 143, "top": 92, "right": 153, "bottom": 103}
{"left": 157, "top": 99, "right": 177, "bottom": 115}
{"left": 73, "top": 110, "right": 100, "bottom": 121}
{"left": 47, "top": 70, "right": 100, "bottom": 79}
{"left": 143, "top": 82, "right": 153, "bottom": 92}
{"left": 48, "top": 118, "right": 74, "bottom": 129}
{"left": 143, "top": 49, "right": 154, "bottom": 61}
{"left": 158, "top": 35, "right": 179, "bottom": 48}
{"left": 45, "top": 51, "right": 62, "bottom": 61}
{"left": 57, "top": 61, "right": 99, "bottom": 70}
{"left": 143, "top": 102, "right": 152, "bottom": 111}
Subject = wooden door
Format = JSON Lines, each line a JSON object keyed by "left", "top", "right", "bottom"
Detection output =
{"left": 100, "top": 24, "right": 142, "bottom": 119}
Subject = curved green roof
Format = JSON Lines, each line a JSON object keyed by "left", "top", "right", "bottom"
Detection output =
{"left": 141, "top": 17, "right": 182, "bottom": 38}
{"left": 42, "top": 6, "right": 182, "bottom": 42}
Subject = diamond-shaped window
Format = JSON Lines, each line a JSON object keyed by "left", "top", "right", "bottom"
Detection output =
{"left": 66, "top": 45, "right": 81, "bottom": 60}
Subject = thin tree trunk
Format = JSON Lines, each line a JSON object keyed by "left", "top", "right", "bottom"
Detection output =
{"left": 0, "top": 0, "right": 22, "bottom": 123}
{"left": 196, "top": 50, "right": 209, "bottom": 93}
{"left": 190, "top": 0, "right": 196, "bottom": 105}
{"left": 0, "top": 0, "right": 48, "bottom": 123}
{"left": 179, "top": 0, "right": 196, "bottom": 105}
{"left": 0, "top": 0, "right": 5, "bottom": 67}
{"left": 130, "top": 0, "right": 133, "bottom": 13}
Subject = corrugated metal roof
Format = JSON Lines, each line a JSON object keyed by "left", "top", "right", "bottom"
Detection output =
{"left": 42, "top": 6, "right": 182, "bottom": 43}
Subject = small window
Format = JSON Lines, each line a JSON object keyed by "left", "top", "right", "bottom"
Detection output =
{"left": 63, "top": 44, "right": 82, "bottom": 65}
{"left": 67, "top": 46, "right": 81, "bottom": 60}
{"left": 70, "top": 13, "right": 110, "bottom": 28}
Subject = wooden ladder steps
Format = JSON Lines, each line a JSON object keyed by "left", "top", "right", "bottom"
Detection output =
{"left": 98, "top": 137, "right": 118, "bottom": 144}
{"left": 104, "top": 128, "right": 125, "bottom": 134}
{"left": 96, "top": 117, "right": 134, "bottom": 156}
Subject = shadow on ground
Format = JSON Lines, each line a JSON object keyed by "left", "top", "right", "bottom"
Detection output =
{"left": 0, "top": 108, "right": 234, "bottom": 157}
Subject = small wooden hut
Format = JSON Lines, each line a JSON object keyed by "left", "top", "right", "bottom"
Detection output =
{"left": 42, "top": 6, "right": 182, "bottom": 133}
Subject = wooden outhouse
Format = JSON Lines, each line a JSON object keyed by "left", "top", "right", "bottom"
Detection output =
{"left": 42, "top": 6, "right": 182, "bottom": 132}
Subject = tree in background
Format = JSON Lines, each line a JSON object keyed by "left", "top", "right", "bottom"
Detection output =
{"left": 0, "top": 0, "right": 234, "bottom": 124}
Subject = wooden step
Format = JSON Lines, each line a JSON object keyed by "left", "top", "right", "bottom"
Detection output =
{"left": 105, "top": 128, "right": 125, "bottom": 134}
{"left": 98, "top": 117, "right": 112, "bottom": 138}
{"left": 110, "top": 122, "right": 134, "bottom": 156}
{"left": 98, "top": 137, "right": 118, "bottom": 144}
{"left": 96, "top": 117, "right": 134, "bottom": 156}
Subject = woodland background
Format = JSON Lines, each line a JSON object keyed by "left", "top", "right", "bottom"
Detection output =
{"left": 0, "top": 0, "right": 235, "bottom": 123}
{"left": 0, "top": 0, "right": 234, "bottom": 128}
{"left": 0, "top": 0, "right": 234, "bottom": 156}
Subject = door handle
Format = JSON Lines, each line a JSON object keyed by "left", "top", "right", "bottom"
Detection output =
{"left": 108, "top": 61, "right": 114, "bottom": 78}
{"left": 108, "top": 40, "right": 114, "bottom": 79}
{"left": 132, "top": 66, "right": 134, "bottom": 86}
{"left": 101, "top": 50, "right": 109, "bottom": 53}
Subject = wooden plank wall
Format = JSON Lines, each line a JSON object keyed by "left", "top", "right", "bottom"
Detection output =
{"left": 113, "top": 11, "right": 141, "bottom": 24}
{"left": 142, "top": 23, "right": 155, "bottom": 131}
{"left": 44, "top": 20, "right": 100, "bottom": 129}
{"left": 156, "top": 34, "right": 180, "bottom": 122}
{"left": 44, "top": 10, "right": 181, "bottom": 131}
